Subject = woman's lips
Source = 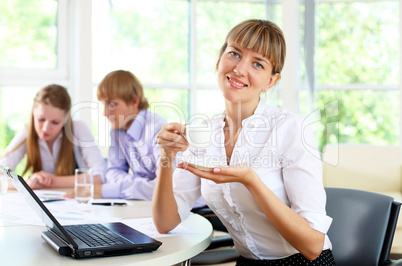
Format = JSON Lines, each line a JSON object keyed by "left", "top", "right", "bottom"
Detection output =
{"left": 227, "top": 76, "right": 247, "bottom": 89}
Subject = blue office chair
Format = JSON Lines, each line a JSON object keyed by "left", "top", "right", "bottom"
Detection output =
{"left": 325, "top": 187, "right": 401, "bottom": 266}
{"left": 192, "top": 188, "right": 401, "bottom": 265}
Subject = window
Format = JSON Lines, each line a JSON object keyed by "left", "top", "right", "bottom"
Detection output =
{"left": 299, "top": 0, "right": 400, "bottom": 150}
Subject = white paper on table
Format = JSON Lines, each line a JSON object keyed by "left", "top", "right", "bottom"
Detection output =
{"left": 122, "top": 217, "right": 197, "bottom": 238}
{"left": 33, "top": 190, "right": 66, "bottom": 201}
{"left": 1, "top": 192, "right": 121, "bottom": 226}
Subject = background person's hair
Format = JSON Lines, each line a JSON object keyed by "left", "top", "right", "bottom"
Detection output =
{"left": 217, "top": 19, "right": 286, "bottom": 75}
{"left": 5, "top": 84, "right": 76, "bottom": 177}
{"left": 97, "top": 70, "right": 149, "bottom": 110}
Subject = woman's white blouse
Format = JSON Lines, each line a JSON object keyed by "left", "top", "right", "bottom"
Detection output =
{"left": 173, "top": 100, "right": 333, "bottom": 260}
{"left": 0, "top": 120, "right": 106, "bottom": 178}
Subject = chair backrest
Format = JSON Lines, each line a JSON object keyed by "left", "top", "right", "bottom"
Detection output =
{"left": 325, "top": 187, "right": 401, "bottom": 266}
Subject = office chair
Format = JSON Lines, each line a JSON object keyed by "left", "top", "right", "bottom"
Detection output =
{"left": 190, "top": 207, "right": 238, "bottom": 265}
{"left": 192, "top": 187, "right": 401, "bottom": 265}
{"left": 325, "top": 187, "right": 401, "bottom": 266}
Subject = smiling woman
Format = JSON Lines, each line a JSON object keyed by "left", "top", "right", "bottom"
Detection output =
{"left": 153, "top": 19, "right": 335, "bottom": 265}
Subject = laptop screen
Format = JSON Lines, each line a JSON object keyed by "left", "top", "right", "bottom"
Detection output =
{"left": 1, "top": 165, "right": 78, "bottom": 249}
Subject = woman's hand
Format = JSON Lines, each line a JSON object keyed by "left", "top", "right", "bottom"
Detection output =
{"left": 27, "top": 171, "right": 55, "bottom": 189}
{"left": 64, "top": 189, "right": 74, "bottom": 198}
{"left": 26, "top": 178, "right": 43, "bottom": 189}
{"left": 177, "top": 162, "right": 259, "bottom": 187}
{"left": 157, "top": 122, "right": 189, "bottom": 159}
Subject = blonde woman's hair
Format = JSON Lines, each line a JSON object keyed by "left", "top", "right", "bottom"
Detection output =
{"left": 97, "top": 70, "right": 149, "bottom": 110}
{"left": 217, "top": 19, "right": 286, "bottom": 75}
{"left": 2, "top": 84, "right": 75, "bottom": 176}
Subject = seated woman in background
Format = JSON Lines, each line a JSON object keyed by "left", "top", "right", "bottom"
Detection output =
{"left": 0, "top": 84, "right": 106, "bottom": 189}
{"left": 153, "top": 19, "right": 335, "bottom": 265}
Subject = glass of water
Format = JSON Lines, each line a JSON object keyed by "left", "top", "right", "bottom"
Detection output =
{"left": 0, "top": 173, "right": 7, "bottom": 195}
{"left": 0, "top": 173, "right": 7, "bottom": 214}
{"left": 74, "top": 168, "right": 93, "bottom": 204}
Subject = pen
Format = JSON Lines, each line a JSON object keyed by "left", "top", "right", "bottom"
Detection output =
{"left": 42, "top": 198, "right": 65, "bottom": 203}
{"left": 91, "top": 202, "right": 127, "bottom": 206}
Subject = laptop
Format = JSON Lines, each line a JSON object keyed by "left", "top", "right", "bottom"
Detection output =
{"left": 1, "top": 165, "right": 162, "bottom": 259}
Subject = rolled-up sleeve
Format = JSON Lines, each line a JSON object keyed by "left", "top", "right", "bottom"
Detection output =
{"left": 102, "top": 176, "right": 156, "bottom": 199}
{"left": 173, "top": 151, "right": 202, "bottom": 222}
{"left": 279, "top": 115, "right": 332, "bottom": 234}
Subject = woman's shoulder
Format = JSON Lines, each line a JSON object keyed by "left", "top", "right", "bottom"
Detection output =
{"left": 7, "top": 127, "right": 29, "bottom": 144}
{"left": 0, "top": 127, "right": 28, "bottom": 161}
{"left": 71, "top": 120, "right": 94, "bottom": 139}
{"left": 261, "top": 104, "right": 307, "bottom": 127}
{"left": 71, "top": 120, "right": 93, "bottom": 133}
{"left": 72, "top": 119, "right": 89, "bottom": 129}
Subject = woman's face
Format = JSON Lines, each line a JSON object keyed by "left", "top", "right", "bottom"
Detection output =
{"left": 33, "top": 103, "right": 66, "bottom": 144}
{"left": 216, "top": 43, "right": 279, "bottom": 106}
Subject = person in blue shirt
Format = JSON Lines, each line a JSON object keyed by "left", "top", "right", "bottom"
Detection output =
{"left": 95, "top": 70, "right": 167, "bottom": 200}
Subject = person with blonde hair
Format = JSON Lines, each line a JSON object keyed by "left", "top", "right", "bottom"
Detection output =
{"left": 153, "top": 19, "right": 335, "bottom": 265}
{"left": 0, "top": 84, "right": 106, "bottom": 189}
{"left": 95, "top": 70, "right": 167, "bottom": 199}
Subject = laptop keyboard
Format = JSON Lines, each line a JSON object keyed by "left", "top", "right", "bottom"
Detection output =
{"left": 64, "top": 224, "right": 134, "bottom": 247}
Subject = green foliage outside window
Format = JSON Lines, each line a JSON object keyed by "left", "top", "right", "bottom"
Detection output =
{"left": 0, "top": 121, "right": 14, "bottom": 155}
{"left": 306, "top": 1, "right": 400, "bottom": 150}
{"left": 0, "top": 0, "right": 57, "bottom": 69}
{"left": 303, "top": 90, "right": 399, "bottom": 152}
{"left": 316, "top": 2, "right": 398, "bottom": 85}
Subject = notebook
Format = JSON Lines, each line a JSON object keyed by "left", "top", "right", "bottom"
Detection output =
{"left": 0, "top": 165, "right": 162, "bottom": 259}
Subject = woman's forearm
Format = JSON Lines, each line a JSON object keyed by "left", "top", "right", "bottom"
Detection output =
{"left": 51, "top": 174, "right": 102, "bottom": 188}
{"left": 50, "top": 175, "right": 74, "bottom": 188}
{"left": 152, "top": 155, "right": 181, "bottom": 234}
{"left": 246, "top": 177, "right": 325, "bottom": 261}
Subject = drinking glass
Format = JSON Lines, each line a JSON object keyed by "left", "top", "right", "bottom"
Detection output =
{"left": 0, "top": 173, "right": 7, "bottom": 195}
{"left": 0, "top": 173, "right": 7, "bottom": 214}
{"left": 74, "top": 168, "right": 93, "bottom": 204}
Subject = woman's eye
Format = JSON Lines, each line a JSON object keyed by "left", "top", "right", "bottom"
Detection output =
{"left": 52, "top": 121, "right": 60, "bottom": 125}
{"left": 254, "top": 62, "right": 264, "bottom": 69}
{"left": 229, "top": 51, "right": 239, "bottom": 58}
{"left": 108, "top": 103, "right": 116, "bottom": 110}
